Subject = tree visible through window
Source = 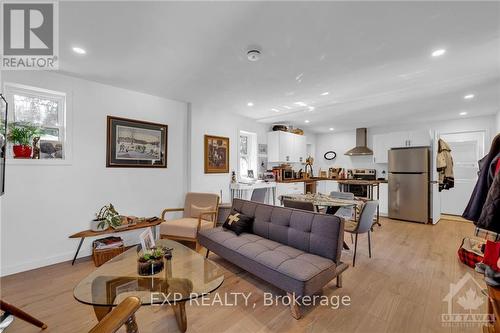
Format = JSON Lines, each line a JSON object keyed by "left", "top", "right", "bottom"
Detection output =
{"left": 13, "top": 94, "right": 62, "bottom": 141}
{"left": 5, "top": 84, "right": 66, "bottom": 160}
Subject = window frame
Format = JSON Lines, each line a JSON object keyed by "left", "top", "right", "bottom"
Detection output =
{"left": 3, "top": 82, "right": 71, "bottom": 165}
{"left": 238, "top": 130, "right": 257, "bottom": 181}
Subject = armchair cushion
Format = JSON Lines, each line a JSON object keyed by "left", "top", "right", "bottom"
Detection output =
{"left": 183, "top": 192, "right": 219, "bottom": 219}
{"left": 190, "top": 204, "right": 215, "bottom": 219}
{"left": 160, "top": 218, "right": 213, "bottom": 239}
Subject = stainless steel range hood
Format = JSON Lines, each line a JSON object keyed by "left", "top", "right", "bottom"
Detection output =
{"left": 345, "top": 128, "right": 373, "bottom": 156}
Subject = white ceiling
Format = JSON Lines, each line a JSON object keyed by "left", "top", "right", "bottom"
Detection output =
{"left": 58, "top": 1, "right": 500, "bottom": 132}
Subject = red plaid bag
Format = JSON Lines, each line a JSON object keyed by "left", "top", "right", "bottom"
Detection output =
{"left": 458, "top": 237, "right": 485, "bottom": 268}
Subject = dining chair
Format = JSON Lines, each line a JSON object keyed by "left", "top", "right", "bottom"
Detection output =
{"left": 160, "top": 192, "right": 219, "bottom": 251}
{"left": 330, "top": 191, "right": 355, "bottom": 219}
{"left": 250, "top": 188, "right": 267, "bottom": 203}
{"left": 283, "top": 199, "right": 315, "bottom": 212}
{"left": 344, "top": 200, "right": 378, "bottom": 267}
{"left": 88, "top": 297, "right": 141, "bottom": 333}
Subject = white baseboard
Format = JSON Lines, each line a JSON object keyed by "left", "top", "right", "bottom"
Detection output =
{"left": 0, "top": 250, "right": 76, "bottom": 277}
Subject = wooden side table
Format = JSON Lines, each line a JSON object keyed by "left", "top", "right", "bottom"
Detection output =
{"left": 68, "top": 220, "right": 163, "bottom": 265}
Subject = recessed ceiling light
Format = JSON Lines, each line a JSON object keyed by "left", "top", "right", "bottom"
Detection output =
{"left": 431, "top": 49, "right": 446, "bottom": 57}
{"left": 304, "top": 120, "right": 310, "bottom": 123}
{"left": 72, "top": 46, "right": 86, "bottom": 55}
{"left": 282, "top": 105, "right": 291, "bottom": 109}
{"left": 459, "top": 111, "right": 467, "bottom": 116}
{"left": 247, "top": 102, "right": 254, "bottom": 107}
{"left": 307, "top": 106, "right": 315, "bottom": 111}
{"left": 271, "top": 108, "right": 280, "bottom": 112}
{"left": 294, "top": 101, "right": 307, "bottom": 107}
{"left": 464, "top": 94, "right": 475, "bottom": 100}
{"left": 321, "top": 92, "right": 330, "bottom": 96}
{"left": 329, "top": 127, "right": 334, "bottom": 131}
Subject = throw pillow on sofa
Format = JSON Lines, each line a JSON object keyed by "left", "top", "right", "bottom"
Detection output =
{"left": 222, "top": 210, "right": 254, "bottom": 235}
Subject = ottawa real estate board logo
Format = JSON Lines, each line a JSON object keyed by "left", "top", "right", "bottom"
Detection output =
{"left": 1, "top": 1, "right": 59, "bottom": 70}
{"left": 442, "top": 272, "right": 492, "bottom": 327}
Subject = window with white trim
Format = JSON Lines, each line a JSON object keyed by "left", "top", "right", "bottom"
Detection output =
{"left": 239, "top": 131, "right": 257, "bottom": 180}
{"left": 4, "top": 83, "right": 66, "bottom": 159}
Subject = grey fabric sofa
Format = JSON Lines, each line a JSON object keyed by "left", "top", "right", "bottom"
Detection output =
{"left": 197, "top": 198, "right": 348, "bottom": 319}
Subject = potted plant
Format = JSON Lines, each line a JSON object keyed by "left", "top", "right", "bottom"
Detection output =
{"left": 137, "top": 247, "right": 165, "bottom": 276}
{"left": 7, "top": 122, "right": 41, "bottom": 158}
{"left": 90, "top": 204, "right": 122, "bottom": 231}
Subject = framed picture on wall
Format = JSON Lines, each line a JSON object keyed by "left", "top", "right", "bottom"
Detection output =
{"left": 0, "top": 94, "right": 7, "bottom": 196}
{"left": 204, "top": 135, "right": 229, "bottom": 173}
{"left": 106, "top": 116, "right": 168, "bottom": 168}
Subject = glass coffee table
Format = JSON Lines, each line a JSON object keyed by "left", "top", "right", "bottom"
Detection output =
{"left": 73, "top": 239, "right": 224, "bottom": 332}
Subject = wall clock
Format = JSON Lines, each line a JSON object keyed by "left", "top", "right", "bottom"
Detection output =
{"left": 324, "top": 151, "right": 337, "bottom": 161}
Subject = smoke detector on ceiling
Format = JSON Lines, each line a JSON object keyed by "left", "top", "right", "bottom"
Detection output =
{"left": 247, "top": 49, "right": 261, "bottom": 62}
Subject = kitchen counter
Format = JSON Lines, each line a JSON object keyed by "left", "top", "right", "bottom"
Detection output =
{"left": 336, "top": 179, "right": 387, "bottom": 185}
{"left": 277, "top": 178, "right": 387, "bottom": 184}
{"left": 277, "top": 178, "right": 319, "bottom": 183}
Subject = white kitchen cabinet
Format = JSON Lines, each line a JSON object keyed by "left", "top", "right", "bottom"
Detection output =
{"left": 276, "top": 182, "right": 305, "bottom": 204}
{"left": 373, "top": 130, "right": 431, "bottom": 164}
{"left": 373, "top": 132, "right": 406, "bottom": 164}
{"left": 317, "top": 180, "right": 339, "bottom": 195}
{"left": 267, "top": 131, "right": 307, "bottom": 163}
{"left": 408, "top": 130, "right": 431, "bottom": 147}
{"left": 294, "top": 135, "right": 307, "bottom": 163}
{"left": 378, "top": 183, "right": 388, "bottom": 215}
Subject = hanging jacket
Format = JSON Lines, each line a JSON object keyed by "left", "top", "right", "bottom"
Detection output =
{"left": 437, "top": 139, "right": 454, "bottom": 192}
{"left": 477, "top": 171, "right": 500, "bottom": 232}
{"left": 463, "top": 133, "right": 500, "bottom": 222}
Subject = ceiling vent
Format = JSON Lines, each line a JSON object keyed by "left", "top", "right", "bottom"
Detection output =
{"left": 345, "top": 128, "right": 373, "bottom": 156}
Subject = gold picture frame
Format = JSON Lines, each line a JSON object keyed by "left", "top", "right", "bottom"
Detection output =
{"left": 204, "top": 135, "right": 229, "bottom": 173}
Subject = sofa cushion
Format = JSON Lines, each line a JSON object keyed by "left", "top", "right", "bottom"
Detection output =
{"left": 160, "top": 218, "right": 213, "bottom": 238}
{"left": 231, "top": 199, "right": 343, "bottom": 262}
{"left": 199, "top": 227, "right": 334, "bottom": 281}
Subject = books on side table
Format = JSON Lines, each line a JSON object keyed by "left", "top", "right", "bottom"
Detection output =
{"left": 93, "top": 236, "right": 124, "bottom": 250}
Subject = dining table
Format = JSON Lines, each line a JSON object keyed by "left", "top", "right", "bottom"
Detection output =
{"left": 279, "top": 193, "right": 364, "bottom": 211}
{"left": 278, "top": 193, "right": 365, "bottom": 251}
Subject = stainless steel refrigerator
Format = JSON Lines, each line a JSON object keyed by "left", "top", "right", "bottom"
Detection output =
{"left": 388, "top": 147, "right": 430, "bottom": 223}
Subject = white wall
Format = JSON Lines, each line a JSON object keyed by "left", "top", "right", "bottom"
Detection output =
{"left": 315, "top": 115, "right": 498, "bottom": 177}
{"left": 496, "top": 110, "right": 500, "bottom": 134}
{"left": 189, "top": 104, "right": 268, "bottom": 203}
{"left": 1, "top": 71, "right": 188, "bottom": 276}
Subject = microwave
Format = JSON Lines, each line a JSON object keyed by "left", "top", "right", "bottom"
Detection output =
{"left": 282, "top": 169, "right": 294, "bottom": 180}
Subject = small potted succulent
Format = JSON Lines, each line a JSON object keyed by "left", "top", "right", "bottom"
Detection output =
{"left": 7, "top": 122, "right": 41, "bottom": 158}
{"left": 90, "top": 204, "right": 122, "bottom": 231}
{"left": 137, "top": 247, "right": 165, "bottom": 276}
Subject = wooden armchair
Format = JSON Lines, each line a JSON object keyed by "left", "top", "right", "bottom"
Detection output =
{"left": 0, "top": 300, "right": 47, "bottom": 330}
{"left": 160, "top": 192, "right": 219, "bottom": 251}
{"left": 89, "top": 297, "right": 141, "bottom": 333}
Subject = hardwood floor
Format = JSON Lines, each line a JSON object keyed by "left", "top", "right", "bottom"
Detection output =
{"left": 0, "top": 217, "right": 487, "bottom": 333}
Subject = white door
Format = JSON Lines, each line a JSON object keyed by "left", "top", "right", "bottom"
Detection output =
{"left": 439, "top": 131, "right": 485, "bottom": 216}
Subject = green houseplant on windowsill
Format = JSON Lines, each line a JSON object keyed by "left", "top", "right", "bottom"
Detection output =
{"left": 7, "top": 122, "right": 41, "bottom": 158}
